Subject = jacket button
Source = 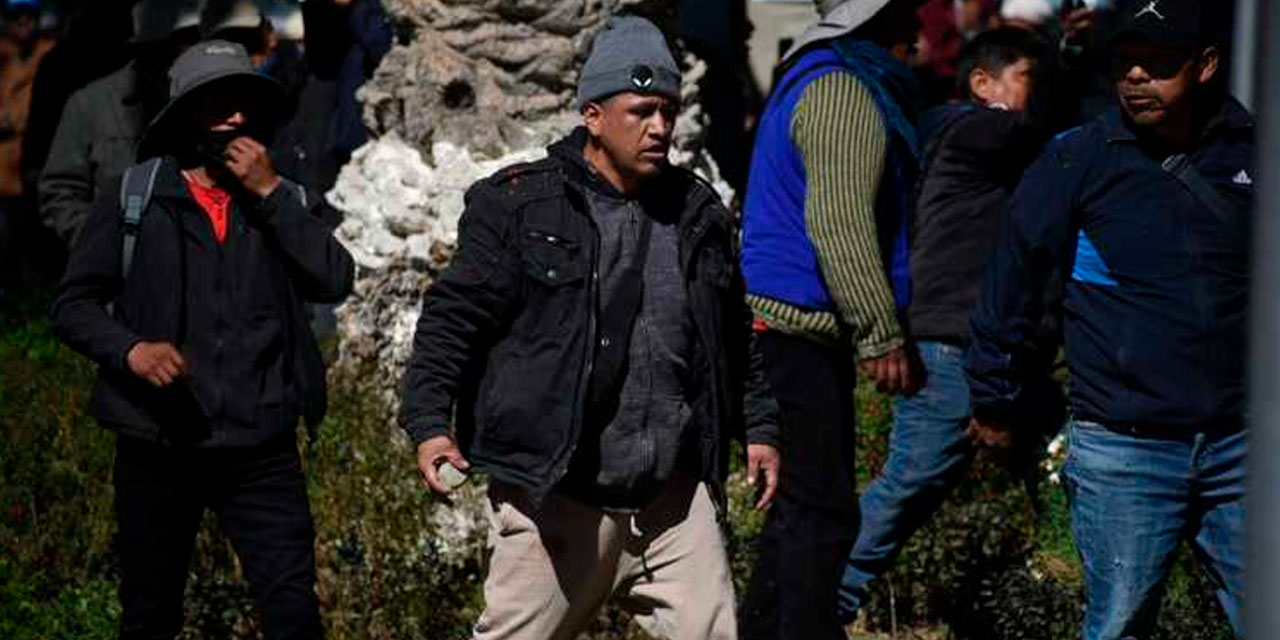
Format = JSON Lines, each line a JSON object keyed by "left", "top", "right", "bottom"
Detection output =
{"left": 546, "top": 268, "right": 557, "bottom": 279}
{"left": 601, "top": 335, "right": 611, "bottom": 348}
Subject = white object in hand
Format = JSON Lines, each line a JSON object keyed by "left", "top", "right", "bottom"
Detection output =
{"left": 438, "top": 461, "right": 470, "bottom": 491}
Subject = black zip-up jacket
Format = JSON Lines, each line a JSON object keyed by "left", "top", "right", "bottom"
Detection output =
{"left": 400, "top": 129, "right": 782, "bottom": 503}
{"left": 52, "top": 157, "right": 354, "bottom": 447}
{"left": 909, "top": 102, "right": 1048, "bottom": 343}
{"left": 967, "top": 99, "right": 1254, "bottom": 431}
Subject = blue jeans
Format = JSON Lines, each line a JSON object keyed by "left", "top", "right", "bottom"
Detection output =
{"left": 1064, "top": 420, "right": 1245, "bottom": 640}
{"left": 836, "top": 340, "right": 974, "bottom": 619}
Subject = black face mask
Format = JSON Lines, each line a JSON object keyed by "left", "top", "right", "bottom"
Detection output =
{"left": 194, "top": 128, "right": 245, "bottom": 172}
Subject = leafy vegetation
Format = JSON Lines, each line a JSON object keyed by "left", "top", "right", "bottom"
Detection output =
{"left": 0, "top": 292, "right": 1230, "bottom": 639}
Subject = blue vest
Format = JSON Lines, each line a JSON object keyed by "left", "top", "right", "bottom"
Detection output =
{"left": 742, "top": 44, "right": 915, "bottom": 315}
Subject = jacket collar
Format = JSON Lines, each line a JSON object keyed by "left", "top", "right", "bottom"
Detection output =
{"left": 1104, "top": 94, "right": 1254, "bottom": 146}
{"left": 149, "top": 155, "right": 247, "bottom": 203}
{"left": 151, "top": 156, "right": 195, "bottom": 200}
{"left": 547, "top": 127, "right": 629, "bottom": 201}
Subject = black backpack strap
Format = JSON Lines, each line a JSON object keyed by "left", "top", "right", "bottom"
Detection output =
{"left": 118, "top": 157, "right": 164, "bottom": 280}
{"left": 1161, "top": 154, "right": 1237, "bottom": 225}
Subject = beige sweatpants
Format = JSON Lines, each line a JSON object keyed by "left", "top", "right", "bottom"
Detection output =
{"left": 472, "top": 475, "right": 738, "bottom": 640}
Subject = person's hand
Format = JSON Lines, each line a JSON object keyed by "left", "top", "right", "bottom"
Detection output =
{"left": 860, "top": 347, "right": 919, "bottom": 396}
{"left": 416, "top": 435, "right": 471, "bottom": 502}
{"left": 1063, "top": 7, "right": 1096, "bottom": 43}
{"left": 967, "top": 417, "right": 1013, "bottom": 449}
{"left": 746, "top": 443, "right": 781, "bottom": 511}
{"left": 126, "top": 341, "right": 187, "bottom": 388}
{"left": 224, "top": 136, "right": 282, "bottom": 198}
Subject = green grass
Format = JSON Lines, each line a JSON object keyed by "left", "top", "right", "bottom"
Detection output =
{"left": 0, "top": 291, "right": 1233, "bottom": 639}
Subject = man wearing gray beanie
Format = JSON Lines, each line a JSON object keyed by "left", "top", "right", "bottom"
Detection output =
{"left": 400, "top": 14, "right": 782, "bottom": 640}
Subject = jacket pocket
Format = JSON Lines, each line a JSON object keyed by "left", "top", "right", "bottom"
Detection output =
{"left": 521, "top": 227, "right": 586, "bottom": 287}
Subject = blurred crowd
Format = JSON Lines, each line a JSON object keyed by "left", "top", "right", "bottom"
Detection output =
{"left": 6, "top": 0, "right": 1252, "bottom": 638}
{"left": 0, "top": 0, "right": 390, "bottom": 301}
{"left": 0, "top": 0, "right": 1242, "bottom": 300}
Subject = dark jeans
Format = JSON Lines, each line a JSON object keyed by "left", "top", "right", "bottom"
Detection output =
{"left": 740, "top": 331, "right": 859, "bottom": 640}
{"left": 114, "top": 433, "right": 322, "bottom": 640}
{"left": 837, "top": 340, "right": 974, "bottom": 619}
{"left": 1064, "top": 421, "right": 1244, "bottom": 640}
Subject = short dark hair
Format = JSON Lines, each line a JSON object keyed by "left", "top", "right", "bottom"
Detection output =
{"left": 955, "top": 28, "right": 1052, "bottom": 99}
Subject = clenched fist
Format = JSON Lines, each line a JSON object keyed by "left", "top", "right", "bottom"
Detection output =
{"left": 224, "top": 136, "right": 282, "bottom": 198}
{"left": 127, "top": 341, "right": 188, "bottom": 388}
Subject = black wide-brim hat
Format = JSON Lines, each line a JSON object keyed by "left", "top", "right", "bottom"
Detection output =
{"left": 136, "top": 40, "right": 285, "bottom": 161}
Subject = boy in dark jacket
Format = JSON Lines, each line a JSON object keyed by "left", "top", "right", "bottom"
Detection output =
{"left": 967, "top": 1, "right": 1249, "bottom": 637}
{"left": 836, "top": 28, "right": 1062, "bottom": 622}
{"left": 52, "top": 41, "right": 353, "bottom": 640}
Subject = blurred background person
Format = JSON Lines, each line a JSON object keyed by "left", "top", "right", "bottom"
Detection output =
{"left": 21, "top": 0, "right": 134, "bottom": 198}
{"left": 39, "top": 0, "right": 200, "bottom": 247}
{"left": 0, "top": 0, "right": 54, "bottom": 300}
{"left": 0, "top": 0, "right": 52, "bottom": 201}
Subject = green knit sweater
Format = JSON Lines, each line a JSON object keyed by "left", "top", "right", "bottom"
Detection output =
{"left": 747, "top": 71, "right": 905, "bottom": 359}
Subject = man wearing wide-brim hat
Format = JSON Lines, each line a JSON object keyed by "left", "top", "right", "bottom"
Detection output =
{"left": 52, "top": 40, "right": 353, "bottom": 640}
{"left": 738, "top": 0, "right": 927, "bottom": 637}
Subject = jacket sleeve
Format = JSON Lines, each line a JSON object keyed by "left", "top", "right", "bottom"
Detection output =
{"left": 350, "top": 0, "right": 392, "bottom": 73}
{"left": 39, "top": 91, "right": 95, "bottom": 246}
{"left": 737, "top": 275, "right": 782, "bottom": 449}
{"left": 792, "top": 72, "right": 904, "bottom": 359}
{"left": 50, "top": 181, "right": 142, "bottom": 374}
{"left": 253, "top": 181, "right": 355, "bottom": 303}
{"left": 947, "top": 109, "right": 1047, "bottom": 191}
{"left": 329, "top": 0, "right": 393, "bottom": 156}
{"left": 966, "top": 135, "right": 1084, "bottom": 425}
{"left": 399, "top": 181, "right": 525, "bottom": 446}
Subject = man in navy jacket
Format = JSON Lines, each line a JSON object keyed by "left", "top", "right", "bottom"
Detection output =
{"left": 966, "top": 1, "right": 1250, "bottom": 638}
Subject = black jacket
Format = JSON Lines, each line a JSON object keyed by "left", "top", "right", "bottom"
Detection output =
{"left": 908, "top": 103, "right": 1047, "bottom": 343}
{"left": 400, "top": 129, "right": 781, "bottom": 502}
{"left": 52, "top": 157, "right": 354, "bottom": 448}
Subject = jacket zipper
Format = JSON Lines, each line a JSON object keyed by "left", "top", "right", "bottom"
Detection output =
{"left": 551, "top": 179, "right": 601, "bottom": 487}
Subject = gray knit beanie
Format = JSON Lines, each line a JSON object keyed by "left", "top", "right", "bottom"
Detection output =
{"left": 577, "top": 16, "right": 681, "bottom": 108}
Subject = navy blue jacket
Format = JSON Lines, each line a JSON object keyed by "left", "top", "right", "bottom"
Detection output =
{"left": 967, "top": 98, "right": 1254, "bottom": 431}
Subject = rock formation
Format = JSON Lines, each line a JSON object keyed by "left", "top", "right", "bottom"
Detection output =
{"left": 329, "top": 0, "right": 730, "bottom": 412}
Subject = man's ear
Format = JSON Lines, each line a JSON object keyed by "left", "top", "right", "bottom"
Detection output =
{"left": 968, "top": 68, "right": 994, "bottom": 104}
{"left": 1196, "top": 46, "right": 1220, "bottom": 85}
{"left": 582, "top": 100, "right": 606, "bottom": 137}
